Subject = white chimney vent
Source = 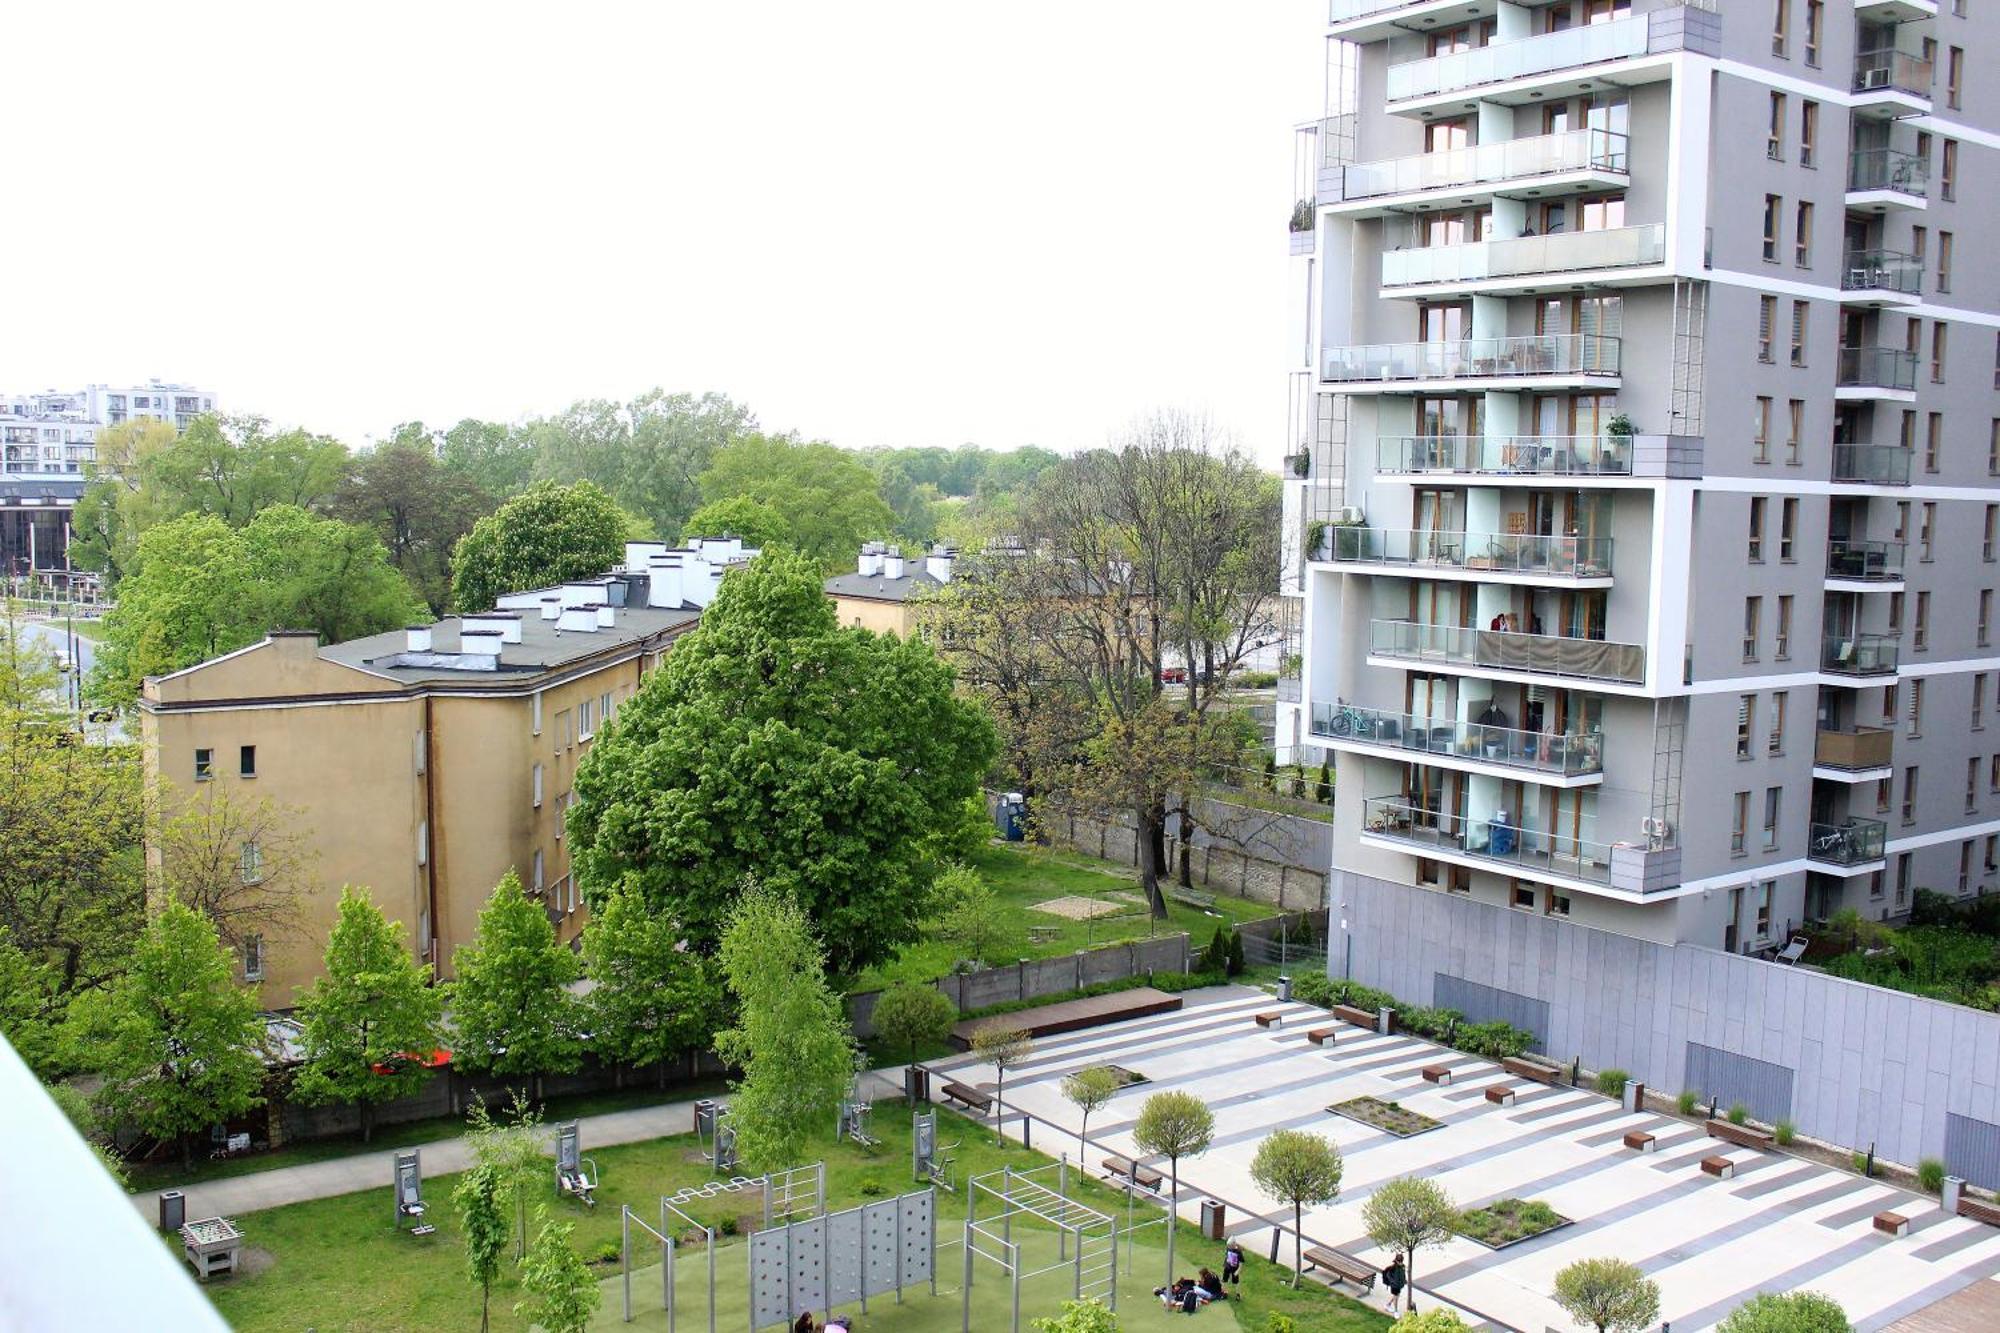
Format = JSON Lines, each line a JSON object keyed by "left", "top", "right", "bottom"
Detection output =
{"left": 406, "top": 625, "right": 433, "bottom": 653}
{"left": 647, "top": 555, "right": 684, "bottom": 608}
{"left": 459, "top": 628, "right": 503, "bottom": 663}
{"left": 858, "top": 543, "right": 883, "bottom": 577}
{"left": 883, "top": 545, "right": 905, "bottom": 579}
{"left": 595, "top": 603, "right": 616, "bottom": 628}
{"left": 926, "top": 544, "right": 955, "bottom": 583}
{"left": 540, "top": 597, "right": 562, "bottom": 621}
{"left": 560, "top": 582, "right": 603, "bottom": 609}
{"left": 624, "top": 540, "right": 667, "bottom": 570}
{"left": 464, "top": 611, "right": 525, "bottom": 644}
{"left": 559, "top": 605, "right": 599, "bottom": 633}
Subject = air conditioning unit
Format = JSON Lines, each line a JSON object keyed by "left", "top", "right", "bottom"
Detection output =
{"left": 1337, "top": 506, "right": 1365, "bottom": 524}
{"left": 1859, "top": 67, "right": 1890, "bottom": 90}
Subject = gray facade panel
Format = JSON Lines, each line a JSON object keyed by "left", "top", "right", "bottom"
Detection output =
{"left": 1433, "top": 972, "right": 1551, "bottom": 1045}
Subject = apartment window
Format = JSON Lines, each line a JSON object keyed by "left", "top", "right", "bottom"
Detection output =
{"left": 1737, "top": 695, "right": 1756, "bottom": 759}
{"left": 238, "top": 744, "right": 256, "bottom": 778}
{"left": 1753, "top": 396, "right": 1772, "bottom": 461}
{"left": 1925, "top": 413, "right": 1943, "bottom": 473}
{"left": 1993, "top": 754, "right": 2000, "bottom": 793}
{"left": 414, "top": 730, "right": 427, "bottom": 775}
{"left": 1732, "top": 791, "right": 1750, "bottom": 854}
{"left": 555, "top": 794, "right": 566, "bottom": 840}
{"left": 1897, "top": 854, "right": 1913, "bottom": 908}
{"left": 1794, "top": 201, "right": 1812, "bottom": 266}
{"left": 194, "top": 747, "right": 214, "bottom": 781}
{"left": 1988, "top": 835, "right": 1997, "bottom": 874}
{"left": 1756, "top": 882, "right": 1774, "bottom": 938}
{"left": 1771, "top": 0, "right": 1789, "bottom": 56}
{"left": 1786, "top": 401, "right": 1803, "bottom": 466}
{"left": 1903, "top": 766, "right": 1919, "bottom": 825}
{"left": 1983, "top": 590, "right": 1994, "bottom": 648}
{"left": 1768, "top": 92, "right": 1787, "bottom": 159}
{"left": 1804, "top": 0, "right": 1823, "bottom": 65}
{"left": 1948, "top": 46, "right": 1963, "bottom": 110}
{"left": 554, "top": 709, "right": 571, "bottom": 753}
{"left": 579, "top": 697, "right": 595, "bottom": 739}
{"left": 1900, "top": 410, "right": 1917, "bottom": 455}
{"left": 1933, "top": 323, "right": 1949, "bottom": 384}
{"left": 1791, "top": 301, "right": 1808, "bottom": 366}
{"left": 533, "top": 762, "right": 544, "bottom": 807}
{"left": 1972, "top": 761, "right": 1983, "bottom": 814}
{"left": 1938, "top": 232, "right": 1953, "bottom": 294}
{"left": 242, "top": 935, "right": 264, "bottom": 984}
{"left": 1762, "top": 195, "right": 1781, "bottom": 263}
{"left": 1985, "top": 505, "right": 1996, "bottom": 560}
{"left": 1770, "top": 692, "right": 1788, "bottom": 755}
{"left": 1909, "top": 678, "right": 1925, "bottom": 737}
{"left": 1779, "top": 498, "right": 1797, "bottom": 560}
{"left": 1744, "top": 596, "right": 1762, "bottom": 661}
{"left": 1962, "top": 841, "right": 1976, "bottom": 893}
{"left": 1915, "top": 591, "right": 1931, "bottom": 650}
{"left": 417, "top": 820, "right": 428, "bottom": 866}
{"left": 1764, "top": 788, "right": 1782, "bottom": 849}
{"left": 1748, "top": 497, "right": 1766, "bottom": 562}
{"left": 1878, "top": 777, "right": 1894, "bottom": 814}
{"left": 533, "top": 848, "right": 545, "bottom": 892}
{"left": 1993, "top": 420, "right": 2000, "bottom": 473}
{"left": 1511, "top": 883, "right": 1535, "bottom": 911}
{"left": 1757, "top": 298, "right": 1777, "bottom": 363}
{"left": 1889, "top": 592, "right": 1904, "bottom": 636}
{"left": 1799, "top": 101, "right": 1820, "bottom": 168}
{"left": 1895, "top": 500, "right": 1910, "bottom": 544}
{"left": 239, "top": 840, "right": 264, "bottom": 885}
{"left": 1942, "top": 139, "right": 1957, "bottom": 201}
{"left": 1921, "top": 503, "right": 1936, "bottom": 560}
{"left": 1776, "top": 595, "right": 1793, "bottom": 660}
{"left": 532, "top": 692, "right": 543, "bottom": 736}
{"left": 600, "top": 691, "right": 613, "bottom": 723}
{"left": 1976, "top": 673, "right": 1987, "bottom": 730}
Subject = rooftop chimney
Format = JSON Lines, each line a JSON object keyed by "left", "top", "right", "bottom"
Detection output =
{"left": 647, "top": 555, "right": 684, "bottom": 608}
{"left": 462, "top": 611, "right": 524, "bottom": 644}
{"left": 595, "top": 603, "right": 616, "bottom": 628}
{"left": 624, "top": 540, "right": 667, "bottom": 570}
{"left": 459, "top": 628, "right": 503, "bottom": 664}
{"left": 406, "top": 625, "right": 433, "bottom": 652}
{"left": 540, "top": 597, "right": 562, "bottom": 621}
{"left": 858, "top": 542, "right": 883, "bottom": 577}
{"left": 926, "top": 544, "right": 956, "bottom": 583}
{"left": 559, "top": 605, "right": 599, "bottom": 633}
{"left": 883, "top": 545, "right": 905, "bottom": 579}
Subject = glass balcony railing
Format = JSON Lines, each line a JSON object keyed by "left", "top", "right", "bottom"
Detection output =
{"left": 1327, "top": 526, "right": 1613, "bottom": 578}
{"left": 1329, "top": 0, "right": 1427, "bottom": 20}
{"left": 1370, "top": 618, "right": 1645, "bottom": 685}
{"left": 1842, "top": 249, "right": 1923, "bottom": 295}
{"left": 1341, "top": 129, "right": 1627, "bottom": 202}
{"left": 1853, "top": 48, "right": 1933, "bottom": 97}
{"left": 1815, "top": 727, "right": 1894, "bottom": 771}
{"left": 1363, "top": 797, "right": 1617, "bottom": 885}
{"left": 1826, "top": 539, "right": 1906, "bottom": 581}
{"left": 1831, "top": 443, "right": 1913, "bottom": 486}
{"left": 1383, "top": 223, "right": 1664, "bottom": 287}
{"left": 1808, "top": 817, "right": 1888, "bottom": 866}
{"left": 1822, "top": 632, "right": 1900, "bottom": 676}
{"left": 1322, "top": 334, "right": 1619, "bottom": 385}
{"left": 1378, "top": 434, "right": 1638, "bottom": 477}
{"left": 1847, "top": 148, "right": 1928, "bottom": 196}
{"left": 1387, "top": 13, "right": 1651, "bottom": 102}
{"left": 1837, "top": 345, "right": 1919, "bottom": 392}
{"left": 1312, "top": 702, "right": 1604, "bottom": 778}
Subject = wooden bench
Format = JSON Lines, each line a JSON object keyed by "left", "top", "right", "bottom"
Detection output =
{"left": 1623, "top": 1131, "right": 1656, "bottom": 1153}
{"left": 1026, "top": 925, "right": 1060, "bottom": 944}
{"left": 1502, "top": 1056, "right": 1564, "bottom": 1086}
{"left": 1421, "top": 1064, "right": 1453, "bottom": 1085}
{"left": 1332, "top": 1003, "right": 1381, "bottom": 1029}
{"left": 1101, "top": 1156, "right": 1165, "bottom": 1192}
{"left": 1706, "top": 1119, "right": 1775, "bottom": 1150}
{"left": 1485, "top": 1086, "right": 1517, "bottom": 1107}
{"left": 1957, "top": 1196, "right": 2000, "bottom": 1228}
{"left": 1254, "top": 1011, "right": 1283, "bottom": 1029}
{"left": 1874, "top": 1211, "right": 1910, "bottom": 1237}
{"left": 1302, "top": 1246, "right": 1376, "bottom": 1293}
{"left": 1169, "top": 887, "right": 1217, "bottom": 912}
{"left": 1306, "top": 1027, "right": 1338, "bottom": 1047}
{"left": 1700, "top": 1155, "right": 1736, "bottom": 1179}
{"left": 940, "top": 1082, "right": 993, "bottom": 1115}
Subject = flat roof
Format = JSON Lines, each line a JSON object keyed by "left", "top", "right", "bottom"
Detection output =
{"left": 321, "top": 603, "right": 701, "bottom": 685}
{"left": 823, "top": 570, "right": 943, "bottom": 604}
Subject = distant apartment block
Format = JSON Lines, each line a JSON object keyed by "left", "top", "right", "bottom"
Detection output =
{"left": 1277, "top": 0, "right": 2000, "bottom": 948}
{"left": 823, "top": 541, "right": 957, "bottom": 635}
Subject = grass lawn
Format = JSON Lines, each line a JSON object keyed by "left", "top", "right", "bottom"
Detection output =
{"left": 191, "top": 1105, "right": 1384, "bottom": 1333}
{"left": 852, "top": 844, "right": 1279, "bottom": 992}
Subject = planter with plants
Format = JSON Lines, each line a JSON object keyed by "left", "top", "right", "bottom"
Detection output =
{"left": 1453, "top": 1197, "right": 1571, "bottom": 1249}
{"left": 1329, "top": 1095, "right": 1441, "bottom": 1138}
{"left": 1286, "top": 451, "right": 1311, "bottom": 478}
{"left": 1304, "top": 519, "right": 1329, "bottom": 561}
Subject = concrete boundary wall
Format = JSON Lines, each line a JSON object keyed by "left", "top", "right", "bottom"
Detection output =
{"left": 846, "top": 933, "right": 1190, "bottom": 1038}
{"left": 1333, "top": 867, "right": 2000, "bottom": 1181}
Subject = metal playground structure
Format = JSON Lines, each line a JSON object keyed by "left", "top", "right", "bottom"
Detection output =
{"left": 962, "top": 1160, "right": 1117, "bottom": 1333}
{"left": 911, "top": 1109, "right": 960, "bottom": 1193}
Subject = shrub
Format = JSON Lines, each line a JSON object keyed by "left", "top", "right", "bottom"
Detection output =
{"left": 1727, "top": 1103, "right": 1750, "bottom": 1125}
{"left": 1315, "top": 761, "right": 1334, "bottom": 805}
{"left": 1677, "top": 1089, "right": 1700, "bottom": 1115}
{"left": 1596, "top": 1068, "right": 1630, "bottom": 1098}
{"left": 1775, "top": 1119, "right": 1796, "bottom": 1146}
{"left": 1334, "top": 981, "right": 1396, "bottom": 1013}
{"left": 1227, "top": 931, "right": 1246, "bottom": 977}
{"left": 1266, "top": 1316, "right": 1299, "bottom": 1333}
{"left": 1716, "top": 1290, "right": 1851, "bottom": 1333}
{"left": 1919, "top": 1158, "right": 1947, "bottom": 1193}
{"left": 1456, "top": 1019, "right": 1534, "bottom": 1060}
{"left": 718, "top": 1216, "right": 739, "bottom": 1236}
{"left": 1851, "top": 1150, "right": 1871, "bottom": 1176}
{"left": 1149, "top": 970, "right": 1215, "bottom": 993}
{"left": 1291, "top": 973, "right": 1337, "bottom": 1006}
{"left": 858, "top": 1178, "right": 884, "bottom": 1197}
{"left": 593, "top": 1239, "right": 622, "bottom": 1265}
{"left": 1206, "top": 926, "right": 1231, "bottom": 975}
{"left": 1390, "top": 1314, "right": 1468, "bottom": 1333}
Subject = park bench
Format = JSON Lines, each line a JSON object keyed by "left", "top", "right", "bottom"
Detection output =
{"left": 1700, "top": 1155, "right": 1736, "bottom": 1179}
{"left": 1170, "top": 887, "right": 1218, "bottom": 912}
{"left": 1874, "top": 1211, "right": 1910, "bottom": 1237}
{"left": 1302, "top": 1246, "right": 1376, "bottom": 1293}
{"left": 1332, "top": 1003, "right": 1381, "bottom": 1029}
{"left": 1706, "top": 1119, "right": 1775, "bottom": 1150}
{"left": 1420, "top": 1064, "right": 1452, "bottom": 1085}
{"left": 1622, "top": 1131, "right": 1656, "bottom": 1153}
{"left": 1956, "top": 1196, "right": 2000, "bottom": 1228}
{"left": 1502, "top": 1056, "right": 1564, "bottom": 1086}
{"left": 1485, "top": 1086, "right": 1517, "bottom": 1107}
{"left": 1027, "top": 925, "right": 1060, "bottom": 944}
{"left": 940, "top": 1082, "right": 993, "bottom": 1115}
{"left": 1254, "top": 1011, "right": 1283, "bottom": 1029}
{"left": 1102, "top": 1156, "right": 1165, "bottom": 1192}
{"left": 1306, "top": 1027, "right": 1338, "bottom": 1047}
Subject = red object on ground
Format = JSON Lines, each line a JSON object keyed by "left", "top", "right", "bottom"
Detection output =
{"left": 369, "top": 1048, "right": 452, "bottom": 1076}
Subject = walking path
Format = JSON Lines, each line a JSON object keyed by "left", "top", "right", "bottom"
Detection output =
{"left": 128, "top": 1069, "right": 907, "bottom": 1221}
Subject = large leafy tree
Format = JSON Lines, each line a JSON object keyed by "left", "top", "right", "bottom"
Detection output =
{"left": 439, "top": 418, "right": 537, "bottom": 497}
{"left": 712, "top": 884, "right": 855, "bottom": 1170}
{"left": 334, "top": 434, "right": 495, "bottom": 614}
{"left": 69, "top": 418, "right": 181, "bottom": 584}
{"left": 449, "top": 480, "right": 629, "bottom": 612}
{"left": 568, "top": 549, "right": 996, "bottom": 975}
{"left": 289, "top": 888, "right": 446, "bottom": 1142}
{"left": 682, "top": 495, "right": 792, "bottom": 552}
{"left": 698, "top": 433, "right": 895, "bottom": 567}
{"left": 578, "top": 885, "right": 723, "bottom": 1086}
{"left": 449, "top": 870, "right": 581, "bottom": 1095}
{"left": 242, "top": 504, "right": 425, "bottom": 643}
{"left": 143, "top": 414, "right": 349, "bottom": 523}
{"left": 1250, "top": 1129, "right": 1345, "bottom": 1287}
{"left": 80, "top": 900, "right": 267, "bottom": 1166}
{"left": 0, "top": 923, "right": 62, "bottom": 1076}
{"left": 91, "top": 512, "right": 258, "bottom": 704}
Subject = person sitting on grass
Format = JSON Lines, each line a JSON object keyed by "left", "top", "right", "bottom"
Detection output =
{"left": 1197, "top": 1267, "right": 1225, "bottom": 1302}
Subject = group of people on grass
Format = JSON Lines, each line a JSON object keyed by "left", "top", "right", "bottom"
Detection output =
{"left": 1155, "top": 1240, "right": 1411, "bottom": 1317}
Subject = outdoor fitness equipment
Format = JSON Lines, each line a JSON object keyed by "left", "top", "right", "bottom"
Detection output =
{"left": 695, "top": 1100, "right": 738, "bottom": 1173}
{"left": 837, "top": 1096, "right": 878, "bottom": 1149}
{"left": 556, "top": 1121, "right": 599, "bottom": 1207}
{"left": 393, "top": 1149, "right": 435, "bottom": 1236}
{"left": 962, "top": 1160, "right": 1117, "bottom": 1333}
{"left": 912, "top": 1110, "right": 960, "bottom": 1193}
{"left": 621, "top": 1162, "right": 829, "bottom": 1332}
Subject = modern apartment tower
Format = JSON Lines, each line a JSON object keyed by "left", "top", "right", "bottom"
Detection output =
{"left": 1279, "top": 0, "right": 2000, "bottom": 948}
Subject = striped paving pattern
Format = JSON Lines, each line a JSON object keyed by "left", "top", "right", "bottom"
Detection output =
{"left": 933, "top": 985, "right": 2000, "bottom": 1332}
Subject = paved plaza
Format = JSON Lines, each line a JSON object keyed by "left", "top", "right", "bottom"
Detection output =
{"left": 934, "top": 985, "right": 2000, "bottom": 1332}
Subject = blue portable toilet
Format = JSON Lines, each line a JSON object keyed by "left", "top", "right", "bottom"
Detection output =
{"left": 997, "top": 791, "right": 1026, "bottom": 841}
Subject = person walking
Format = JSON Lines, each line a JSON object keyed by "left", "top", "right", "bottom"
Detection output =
{"left": 1382, "top": 1252, "right": 1408, "bottom": 1315}
{"left": 1221, "top": 1240, "right": 1244, "bottom": 1287}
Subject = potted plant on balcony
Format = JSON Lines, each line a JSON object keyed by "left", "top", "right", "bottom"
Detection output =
{"left": 1289, "top": 198, "right": 1315, "bottom": 233}
{"left": 1305, "top": 519, "right": 1329, "bottom": 561}
{"left": 1287, "top": 451, "right": 1311, "bottom": 478}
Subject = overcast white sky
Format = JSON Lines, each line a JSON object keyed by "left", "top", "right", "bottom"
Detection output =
{"left": 4, "top": 3, "right": 1323, "bottom": 464}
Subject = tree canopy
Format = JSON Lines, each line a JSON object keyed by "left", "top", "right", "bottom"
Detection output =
{"left": 568, "top": 548, "right": 995, "bottom": 975}
{"left": 1250, "top": 1129, "right": 1345, "bottom": 1287}
{"left": 450, "top": 480, "right": 630, "bottom": 612}
{"left": 698, "top": 433, "right": 895, "bottom": 567}
{"left": 1550, "top": 1258, "right": 1662, "bottom": 1333}
{"left": 682, "top": 495, "right": 792, "bottom": 552}
{"left": 334, "top": 434, "right": 495, "bottom": 615}
{"left": 1715, "top": 1291, "right": 1850, "bottom": 1333}
{"left": 578, "top": 885, "right": 723, "bottom": 1083}
{"left": 449, "top": 870, "right": 582, "bottom": 1085}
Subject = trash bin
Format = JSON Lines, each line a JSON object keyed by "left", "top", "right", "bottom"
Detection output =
{"left": 905, "top": 1065, "right": 931, "bottom": 1104}
{"left": 1200, "top": 1198, "right": 1226, "bottom": 1241}
{"left": 1277, "top": 975, "right": 1292, "bottom": 1002}
{"left": 159, "top": 1190, "right": 186, "bottom": 1232}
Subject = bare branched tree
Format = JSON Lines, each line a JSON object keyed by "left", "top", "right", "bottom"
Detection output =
{"left": 152, "top": 784, "right": 317, "bottom": 954}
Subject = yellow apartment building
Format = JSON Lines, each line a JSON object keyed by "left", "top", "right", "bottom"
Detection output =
{"left": 823, "top": 541, "right": 955, "bottom": 636}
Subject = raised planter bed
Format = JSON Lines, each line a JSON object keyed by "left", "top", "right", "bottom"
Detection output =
{"left": 1452, "top": 1197, "right": 1571, "bottom": 1250}
{"left": 1707, "top": 1119, "right": 1775, "bottom": 1149}
{"left": 1330, "top": 1096, "right": 1441, "bottom": 1138}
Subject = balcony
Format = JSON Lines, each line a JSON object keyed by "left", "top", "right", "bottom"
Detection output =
{"left": 1370, "top": 618, "right": 1645, "bottom": 687}
{"left": 1377, "top": 432, "right": 1701, "bottom": 481}
{"left": 1831, "top": 443, "right": 1912, "bottom": 487}
{"left": 1311, "top": 701, "right": 1604, "bottom": 782}
{"left": 1855, "top": 0, "right": 1938, "bottom": 18}
{"left": 1836, "top": 345, "right": 1919, "bottom": 399}
{"left": 1328, "top": 0, "right": 1495, "bottom": 40}
{"left": 1807, "top": 817, "right": 1889, "bottom": 871}
{"left": 1822, "top": 632, "right": 1900, "bottom": 677}
{"left": 1852, "top": 48, "right": 1933, "bottom": 116}
{"left": 1331, "top": 130, "right": 1628, "bottom": 217}
{"left": 1360, "top": 798, "right": 1677, "bottom": 896}
{"left": 1841, "top": 249, "right": 1922, "bottom": 306}
{"left": 1383, "top": 8, "right": 1717, "bottom": 110}
{"left": 1324, "top": 526, "right": 1612, "bottom": 584}
{"left": 1382, "top": 224, "right": 1665, "bottom": 295}
{"left": 1814, "top": 727, "right": 1894, "bottom": 779}
{"left": 1847, "top": 148, "right": 1928, "bottom": 210}
{"left": 1826, "top": 538, "right": 1906, "bottom": 586}
{"left": 1322, "top": 334, "right": 1619, "bottom": 393}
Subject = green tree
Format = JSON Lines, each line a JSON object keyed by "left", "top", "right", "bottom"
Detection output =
{"left": 1250, "top": 1129, "right": 1345, "bottom": 1287}
{"left": 1391, "top": 1313, "right": 1469, "bottom": 1332}
{"left": 449, "top": 871, "right": 582, "bottom": 1096}
{"left": 568, "top": 549, "right": 996, "bottom": 975}
{"left": 333, "top": 435, "right": 495, "bottom": 615}
{"left": 69, "top": 418, "right": 181, "bottom": 585}
{"left": 970, "top": 1025, "right": 1033, "bottom": 1144}
{"left": 521, "top": 390, "right": 754, "bottom": 537}
{"left": 712, "top": 884, "right": 856, "bottom": 1170}
{"left": 453, "top": 1162, "right": 509, "bottom": 1333}
{"left": 1132, "top": 1090, "right": 1214, "bottom": 1283}
{"left": 936, "top": 863, "right": 1008, "bottom": 966}
{"left": 1361, "top": 1178, "right": 1456, "bottom": 1313}
{"left": 450, "top": 480, "right": 628, "bottom": 613}
{"left": 0, "top": 923, "right": 62, "bottom": 1076}
{"left": 151, "top": 784, "right": 317, "bottom": 961}
{"left": 91, "top": 512, "right": 257, "bottom": 705}
{"left": 682, "top": 494, "right": 793, "bottom": 552}
{"left": 699, "top": 433, "right": 896, "bottom": 567}
{"left": 1551, "top": 1258, "right": 1662, "bottom": 1333}
{"left": 578, "top": 885, "right": 723, "bottom": 1087}
{"left": 82, "top": 901, "right": 267, "bottom": 1166}
{"left": 870, "top": 982, "right": 958, "bottom": 1081}
{"left": 1060, "top": 1065, "right": 1121, "bottom": 1166}
{"left": 1032, "top": 1297, "right": 1120, "bottom": 1333}
{"left": 289, "top": 887, "right": 445, "bottom": 1142}
{"left": 439, "top": 418, "right": 536, "bottom": 496}
{"left": 143, "top": 414, "right": 349, "bottom": 524}
{"left": 515, "top": 1205, "right": 601, "bottom": 1333}
{"left": 242, "top": 504, "right": 423, "bottom": 644}
{"left": 465, "top": 1095, "right": 549, "bottom": 1259}
{"left": 1716, "top": 1291, "right": 1851, "bottom": 1333}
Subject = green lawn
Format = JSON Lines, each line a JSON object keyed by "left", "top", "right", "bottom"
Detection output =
{"left": 852, "top": 844, "right": 1279, "bottom": 992}
{"left": 191, "top": 1105, "right": 1384, "bottom": 1333}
